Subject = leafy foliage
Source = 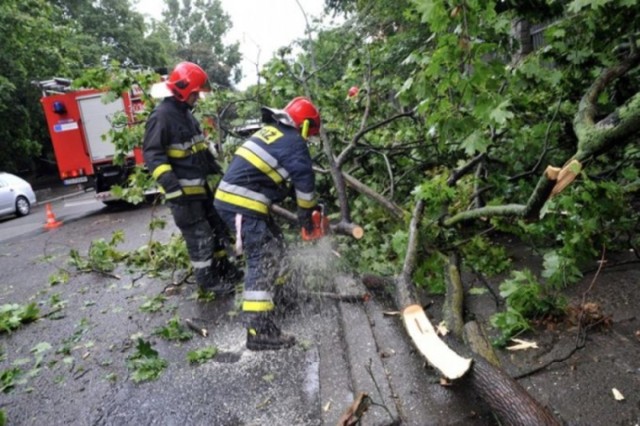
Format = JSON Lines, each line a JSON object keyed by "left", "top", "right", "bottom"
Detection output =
{"left": 139, "top": 295, "right": 167, "bottom": 314}
{"left": 153, "top": 316, "right": 193, "bottom": 341}
{"left": 162, "top": 0, "right": 241, "bottom": 87}
{"left": 126, "top": 339, "right": 167, "bottom": 383}
{"left": 48, "top": 270, "right": 70, "bottom": 286}
{"left": 1, "top": 367, "right": 23, "bottom": 393}
{"left": 461, "top": 236, "right": 512, "bottom": 277}
{"left": 126, "top": 234, "right": 190, "bottom": 275}
{"left": 69, "top": 231, "right": 126, "bottom": 273}
{"left": 0, "top": 303, "right": 39, "bottom": 334}
{"left": 490, "top": 269, "right": 566, "bottom": 346}
{"left": 186, "top": 346, "right": 218, "bottom": 364}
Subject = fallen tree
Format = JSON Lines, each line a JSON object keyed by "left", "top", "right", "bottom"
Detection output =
{"left": 394, "top": 199, "right": 560, "bottom": 425}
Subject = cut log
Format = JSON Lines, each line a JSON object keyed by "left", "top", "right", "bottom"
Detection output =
{"left": 456, "top": 349, "right": 561, "bottom": 426}
{"left": 402, "top": 304, "right": 473, "bottom": 379}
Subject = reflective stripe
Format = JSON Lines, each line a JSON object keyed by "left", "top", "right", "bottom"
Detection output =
{"left": 178, "top": 178, "right": 205, "bottom": 187}
{"left": 216, "top": 190, "right": 269, "bottom": 214}
{"left": 192, "top": 259, "right": 212, "bottom": 269}
{"left": 167, "top": 142, "right": 209, "bottom": 158}
{"left": 242, "top": 300, "right": 275, "bottom": 312}
{"left": 296, "top": 189, "right": 315, "bottom": 201}
{"left": 165, "top": 190, "right": 182, "bottom": 199}
{"left": 296, "top": 189, "right": 317, "bottom": 208}
{"left": 234, "top": 213, "right": 243, "bottom": 255}
{"left": 243, "top": 291, "right": 273, "bottom": 301}
{"left": 168, "top": 135, "right": 204, "bottom": 151}
{"left": 243, "top": 292, "right": 273, "bottom": 313}
{"left": 213, "top": 250, "right": 227, "bottom": 259}
{"left": 182, "top": 186, "right": 206, "bottom": 195}
{"left": 167, "top": 135, "right": 209, "bottom": 158}
{"left": 235, "top": 148, "right": 282, "bottom": 184}
{"left": 297, "top": 198, "right": 317, "bottom": 209}
{"left": 152, "top": 164, "right": 172, "bottom": 180}
{"left": 167, "top": 149, "right": 189, "bottom": 158}
{"left": 241, "top": 141, "right": 289, "bottom": 181}
{"left": 176, "top": 178, "right": 207, "bottom": 195}
{"left": 216, "top": 181, "right": 271, "bottom": 214}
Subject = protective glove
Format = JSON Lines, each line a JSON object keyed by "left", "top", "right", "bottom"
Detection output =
{"left": 206, "top": 156, "right": 224, "bottom": 175}
{"left": 297, "top": 207, "right": 314, "bottom": 234}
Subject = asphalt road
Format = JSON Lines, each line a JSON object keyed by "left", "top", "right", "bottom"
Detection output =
{"left": 0, "top": 199, "right": 332, "bottom": 425}
{"left": 0, "top": 191, "right": 104, "bottom": 244}
{"left": 0, "top": 192, "right": 491, "bottom": 426}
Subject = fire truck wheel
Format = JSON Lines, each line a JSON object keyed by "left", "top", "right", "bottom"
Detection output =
{"left": 15, "top": 196, "right": 31, "bottom": 217}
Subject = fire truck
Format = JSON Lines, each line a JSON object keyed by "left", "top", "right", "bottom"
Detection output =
{"left": 36, "top": 78, "right": 147, "bottom": 204}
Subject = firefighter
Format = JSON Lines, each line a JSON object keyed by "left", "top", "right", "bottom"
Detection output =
{"left": 143, "top": 61, "right": 241, "bottom": 295}
{"left": 214, "top": 97, "right": 321, "bottom": 351}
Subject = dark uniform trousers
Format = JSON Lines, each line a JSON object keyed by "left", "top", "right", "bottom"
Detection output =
{"left": 170, "top": 198, "right": 235, "bottom": 289}
{"left": 216, "top": 208, "right": 284, "bottom": 324}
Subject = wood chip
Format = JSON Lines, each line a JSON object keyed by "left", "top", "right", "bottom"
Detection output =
{"left": 506, "top": 338, "right": 539, "bottom": 351}
{"left": 436, "top": 321, "right": 449, "bottom": 337}
{"left": 612, "top": 388, "right": 625, "bottom": 401}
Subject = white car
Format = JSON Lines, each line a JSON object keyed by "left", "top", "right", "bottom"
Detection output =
{"left": 0, "top": 172, "right": 37, "bottom": 218}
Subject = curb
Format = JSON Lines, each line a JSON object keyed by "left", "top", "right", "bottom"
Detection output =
{"left": 34, "top": 188, "right": 91, "bottom": 206}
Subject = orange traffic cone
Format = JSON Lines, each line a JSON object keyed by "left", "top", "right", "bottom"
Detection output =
{"left": 43, "top": 203, "right": 63, "bottom": 229}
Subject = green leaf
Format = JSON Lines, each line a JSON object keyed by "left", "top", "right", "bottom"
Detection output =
{"left": 126, "top": 339, "right": 167, "bottom": 383}
{"left": 0, "top": 303, "right": 40, "bottom": 333}
{"left": 1, "top": 368, "right": 22, "bottom": 393}
{"left": 187, "top": 346, "right": 218, "bottom": 364}
{"left": 30, "top": 342, "right": 52, "bottom": 355}
{"left": 153, "top": 316, "right": 193, "bottom": 342}
{"left": 489, "top": 100, "right": 514, "bottom": 125}
{"left": 139, "top": 295, "right": 167, "bottom": 313}
{"left": 461, "top": 130, "right": 490, "bottom": 155}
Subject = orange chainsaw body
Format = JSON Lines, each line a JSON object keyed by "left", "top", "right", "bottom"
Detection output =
{"left": 301, "top": 209, "right": 330, "bottom": 241}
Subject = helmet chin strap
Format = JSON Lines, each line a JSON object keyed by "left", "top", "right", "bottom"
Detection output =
{"left": 301, "top": 119, "right": 310, "bottom": 139}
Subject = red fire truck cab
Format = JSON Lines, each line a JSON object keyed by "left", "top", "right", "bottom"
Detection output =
{"left": 37, "top": 78, "right": 146, "bottom": 203}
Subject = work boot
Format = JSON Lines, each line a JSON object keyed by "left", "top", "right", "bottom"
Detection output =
{"left": 246, "top": 316, "right": 295, "bottom": 351}
{"left": 201, "top": 280, "right": 236, "bottom": 297}
{"left": 205, "top": 259, "right": 244, "bottom": 296}
{"left": 213, "top": 258, "right": 244, "bottom": 285}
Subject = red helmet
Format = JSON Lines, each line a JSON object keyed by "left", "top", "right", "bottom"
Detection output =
{"left": 166, "top": 62, "right": 211, "bottom": 102}
{"left": 284, "top": 97, "right": 321, "bottom": 137}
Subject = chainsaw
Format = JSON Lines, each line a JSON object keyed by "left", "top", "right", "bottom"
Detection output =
{"left": 301, "top": 205, "right": 330, "bottom": 241}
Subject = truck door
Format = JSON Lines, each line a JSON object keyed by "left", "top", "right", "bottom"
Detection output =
{"left": 76, "top": 94, "right": 125, "bottom": 162}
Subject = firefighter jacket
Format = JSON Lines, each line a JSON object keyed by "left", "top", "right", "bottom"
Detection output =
{"left": 214, "top": 122, "right": 317, "bottom": 220}
{"left": 143, "top": 97, "right": 221, "bottom": 201}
